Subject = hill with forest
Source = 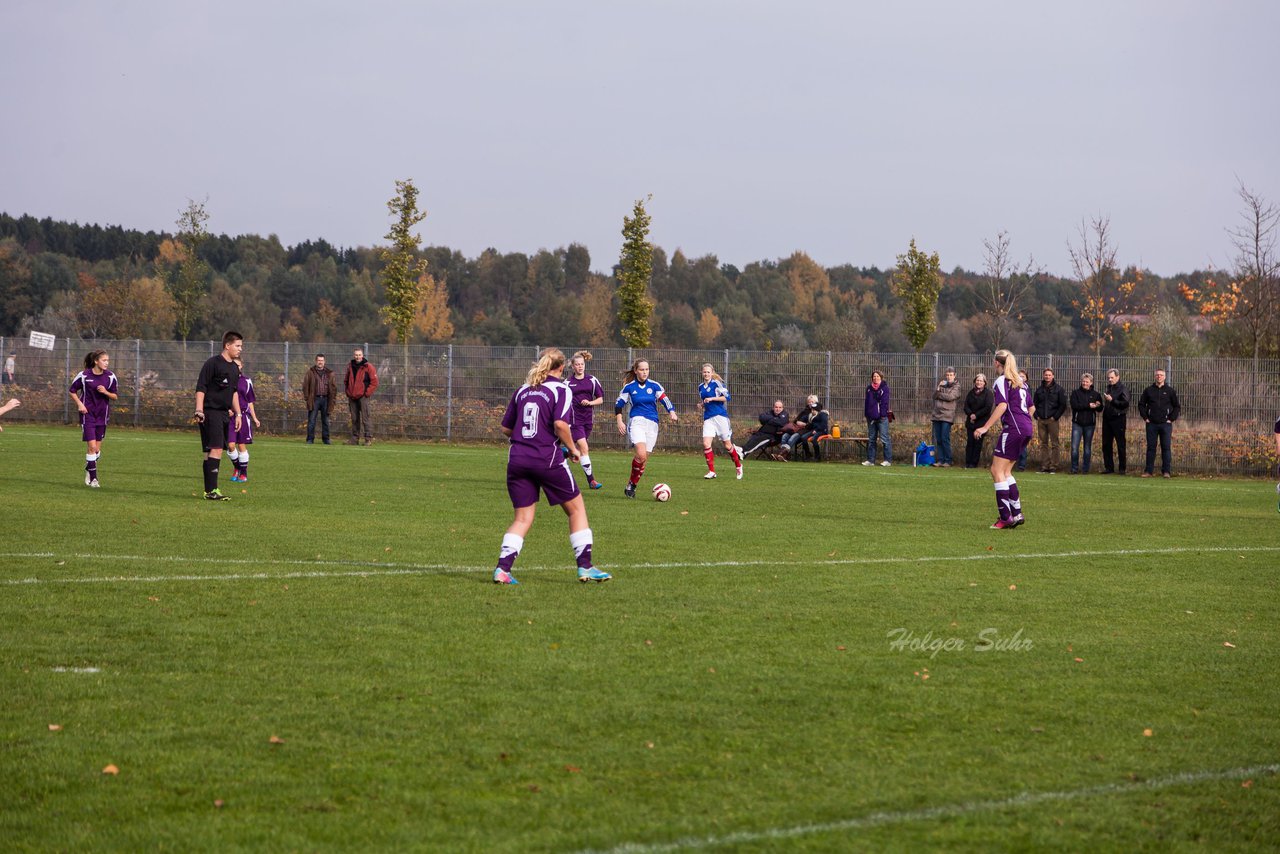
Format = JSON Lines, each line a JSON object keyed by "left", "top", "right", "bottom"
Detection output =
{"left": 0, "top": 212, "right": 1237, "bottom": 356}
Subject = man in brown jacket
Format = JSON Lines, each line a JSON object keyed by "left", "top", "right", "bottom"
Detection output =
{"left": 344, "top": 347, "right": 379, "bottom": 445}
{"left": 302, "top": 354, "right": 335, "bottom": 444}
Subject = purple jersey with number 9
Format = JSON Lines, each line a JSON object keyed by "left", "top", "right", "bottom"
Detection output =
{"left": 501, "top": 379, "right": 572, "bottom": 468}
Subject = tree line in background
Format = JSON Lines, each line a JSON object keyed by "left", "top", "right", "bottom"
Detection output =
{"left": 0, "top": 180, "right": 1275, "bottom": 359}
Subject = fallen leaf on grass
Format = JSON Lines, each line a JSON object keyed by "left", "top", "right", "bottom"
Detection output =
{"left": 827, "top": 550, "right": 837, "bottom": 557}
{"left": 680, "top": 510, "right": 689, "bottom": 516}
{"left": 646, "top": 741, "right": 655, "bottom": 749}
{"left": 1223, "top": 642, "right": 1236, "bottom": 649}
{"left": 147, "top": 596, "right": 159, "bottom": 602}
{"left": 707, "top": 667, "right": 716, "bottom": 674}
{"left": 836, "top": 646, "right": 846, "bottom": 651}
{"left": 269, "top": 735, "right": 285, "bottom": 745}
{"left": 644, "top": 639, "right": 653, "bottom": 647}
{"left": 1030, "top": 727, "right": 1044, "bottom": 733}
{"left": 384, "top": 547, "right": 392, "bottom": 552}
{"left": 1074, "top": 658, "right": 1084, "bottom": 663}
{"left": 1242, "top": 779, "right": 1253, "bottom": 788}
{"left": 527, "top": 785, "right": 540, "bottom": 793}
{"left": 1142, "top": 729, "right": 1153, "bottom": 737}
{"left": 102, "top": 764, "right": 119, "bottom": 775}
{"left": 1008, "top": 584, "right": 1017, "bottom": 590}
{"left": 214, "top": 799, "right": 225, "bottom": 808}
{"left": 48, "top": 724, "right": 62, "bottom": 731}
{"left": 564, "top": 765, "right": 581, "bottom": 773}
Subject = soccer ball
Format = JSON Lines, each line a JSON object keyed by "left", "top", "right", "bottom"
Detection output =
{"left": 652, "top": 482, "right": 671, "bottom": 502}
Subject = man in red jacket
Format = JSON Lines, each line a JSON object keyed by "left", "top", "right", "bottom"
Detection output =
{"left": 345, "top": 347, "right": 379, "bottom": 445}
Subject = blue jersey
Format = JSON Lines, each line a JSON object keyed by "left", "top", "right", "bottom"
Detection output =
{"left": 699, "top": 380, "right": 730, "bottom": 420}
{"left": 615, "top": 379, "right": 673, "bottom": 425}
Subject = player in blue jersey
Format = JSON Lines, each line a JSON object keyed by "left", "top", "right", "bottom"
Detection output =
{"left": 227, "top": 358, "right": 261, "bottom": 482}
{"left": 493, "top": 347, "right": 610, "bottom": 584}
{"left": 565, "top": 350, "right": 605, "bottom": 489}
{"left": 698, "top": 363, "right": 743, "bottom": 480}
{"left": 615, "top": 358, "right": 678, "bottom": 498}
{"left": 69, "top": 350, "right": 118, "bottom": 488}
{"left": 973, "top": 349, "right": 1034, "bottom": 529}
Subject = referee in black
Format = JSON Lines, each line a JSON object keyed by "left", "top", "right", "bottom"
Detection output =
{"left": 194, "top": 331, "right": 244, "bottom": 500}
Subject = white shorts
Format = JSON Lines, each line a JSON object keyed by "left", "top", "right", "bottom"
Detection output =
{"left": 702, "top": 415, "right": 733, "bottom": 441}
{"left": 628, "top": 418, "right": 660, "bottom": 450}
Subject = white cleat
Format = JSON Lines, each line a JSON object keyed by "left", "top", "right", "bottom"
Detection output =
{"left": 735, "top": 466, "right": 743, "bottom": 480}
{"left": 880, "top": 460, "right": 891, "bottom": 467}
{"left": 704, "top": 471, "right": 717, "bottom": 479}
{"left": 89, "top": 479, "right": 100, "bottom": 488}
{"left": 862, "top": 461, "right": 873, "bottom": 466}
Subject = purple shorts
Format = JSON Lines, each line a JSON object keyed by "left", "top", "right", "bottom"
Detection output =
{"left": 507, "top": 460, "right": 581, "bottom": 508}
{"left": 570, "top": 422, "right": 593, "bottom": 444}
{"left": 227, "top": 417, "right": 254, "bottom": 445}
{"left": 81, "top": 421, "right": 107, "bottom": 443}
{"left": 993, "top": 430, "right": 1032, "bottom": 462}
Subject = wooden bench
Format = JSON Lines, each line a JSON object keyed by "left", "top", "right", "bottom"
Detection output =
{"left": 815, "top": 434, "right": 869, "bottom": 461}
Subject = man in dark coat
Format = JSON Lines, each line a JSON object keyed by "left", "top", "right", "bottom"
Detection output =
{"left": 1032, "top": 368, "right": 1068, "bottom": 473}
{"left": 742, "top": 400, "right": 790, "bottom": 457}
{"left": 1101, "top": 368, "right": 1130, "bottom": 474}
{"left": 1138, "top": 369, "right": 1180, "bottom": 478}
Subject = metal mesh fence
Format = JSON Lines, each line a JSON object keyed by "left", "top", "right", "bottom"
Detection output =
{"left": 3, "top": 336, "right": 1277, "bottom": 475}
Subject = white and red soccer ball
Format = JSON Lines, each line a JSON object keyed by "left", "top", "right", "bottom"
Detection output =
{"left": 652, "top": 482, "right": 671, "bottom": 502}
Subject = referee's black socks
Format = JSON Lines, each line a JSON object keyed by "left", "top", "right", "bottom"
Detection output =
{"left": 203, "top": 458, "right": 219, "bottom": 493}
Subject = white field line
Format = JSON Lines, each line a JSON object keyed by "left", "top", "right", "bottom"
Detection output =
{"left": 583, "top": 762, "right": 1280, "bottom": 854}
{"left": 1, "top": 545, "right": 1278, "bottom": 586}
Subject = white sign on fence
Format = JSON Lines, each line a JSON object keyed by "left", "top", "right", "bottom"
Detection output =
{"left": 28, "top": 331, "right": 56, "bottom": 351}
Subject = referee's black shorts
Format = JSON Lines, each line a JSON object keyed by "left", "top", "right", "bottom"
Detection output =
{"left": 200, "top": 409, "right": 231, "bottom": 453}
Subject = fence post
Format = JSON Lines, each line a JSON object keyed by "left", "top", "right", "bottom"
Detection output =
{"left": 283, "top": 341, "right": 290, "bottom": 434}
{"left": 446, "top": 344, "right": 454, "bottom": 442}
{"left": 825, "top": 351, "right": 832, "bottom": 405}
{"left": 134, "top": 339, "right": 141, "bottom": 427}
{"left": 64, "top": 337, "right": 72, "bottom": 423}
{"left": 723, "top": 348, "right": 729, "bottom": 385}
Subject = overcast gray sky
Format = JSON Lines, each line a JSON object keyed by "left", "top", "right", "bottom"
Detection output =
{"left": 3, "top": 1, "right": 1277, "bottom": 278}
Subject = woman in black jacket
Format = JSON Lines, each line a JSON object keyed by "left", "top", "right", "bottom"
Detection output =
{"left": 963, "top": 373, "right": 994, "bottom": 468}
{"left": 797, "top": 402, "right": 831, "bottom": 461}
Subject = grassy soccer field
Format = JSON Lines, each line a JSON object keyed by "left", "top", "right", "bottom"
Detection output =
{"left": 1, "top": 427, "right": 1278, "bottom": 851}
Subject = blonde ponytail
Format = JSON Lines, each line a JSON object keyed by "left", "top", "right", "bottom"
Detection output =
{"left": 995, "top": 349, "right": 1021, "bottom": 388}
{"left": 526, "top": 347, "right": 566, "bottom": 387}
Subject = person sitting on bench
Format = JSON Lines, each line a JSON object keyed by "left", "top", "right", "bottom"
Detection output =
{"left": 796, "top": 399, "right": 831, "bottom": 461}
{"left": 741, "top": 400, "right": 790, "bottom": 457}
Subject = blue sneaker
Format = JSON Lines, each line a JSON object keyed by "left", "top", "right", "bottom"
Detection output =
{"left": 588, "top": 479, "right": 603, "bottom": 489}
{"left": 577, "top": 567, "right": 612, "bottom": 583}
{"left": 493, "top": 568, "right": 519, "bottom": 585}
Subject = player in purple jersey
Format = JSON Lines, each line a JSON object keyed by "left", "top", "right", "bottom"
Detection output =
{"left": 68, "top": 350, "right": 118, "bottom": 488}
{"left": 973, "top": 350, "right": 1033, "bottom": 529}
{"left": 492, "top": 347, "right": 610, "bottom": 585}
{"left": 227, "top": 358, "right": 261, "bottom": 483}
{"left": 1273, "top": 416, "right": 1279, "bottom": 513}
{"left": 565, "top": 350, "right": 605, "bottom": 490}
